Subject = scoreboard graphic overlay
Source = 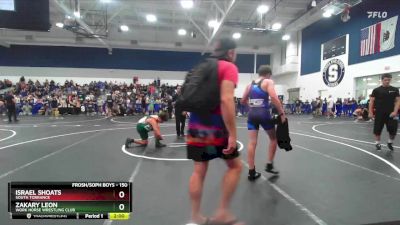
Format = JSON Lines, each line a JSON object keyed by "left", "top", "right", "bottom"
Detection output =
{"left": 8, "top": 182, "right": 132, "bottom": 220}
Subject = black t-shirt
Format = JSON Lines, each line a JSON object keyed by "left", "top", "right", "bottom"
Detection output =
{"left": 371, "top": 85, "right": 399, "bottom": 113}
{"left": 4, "top": 94, "right": 15, "bottom": 107}
{"left": 51, "top": 99, "right": 58, "bottom": 108}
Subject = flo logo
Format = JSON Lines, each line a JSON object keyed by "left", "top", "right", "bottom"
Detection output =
{"left": 367, "top": 11, "right": 387, "bottom": 18}
{"left": 323, "top": 59, "right": 345, "bottom": 87}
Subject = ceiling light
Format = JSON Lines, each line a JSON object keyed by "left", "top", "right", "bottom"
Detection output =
{"left": 257, "top": 5, "right": 269, "bottom": 14}
{"left": 367, "top": 83, "right": 377, "bottom": 86}
{"left": 180, "top": 0, "right": 193, "bottom": 9}
{"left": 55, "top": 22, "right": 64, "bottom": 28}
{"left": 146, "top": 14, "right": 157, "bottom": 22}
{"left": 232, "top": 32, "right": 241, "bottom": 39}
{"left": 282, "top": 34, "right": 290, "bottom": 41}
{"left": 311, "top": 0, "right": 316, "bottom": 7}
{"left": 323, "top": 9, "right": 333, "bottom": 18}
{"left": 65, "top": 15, "right": 72, "bottom": 19}
{"left": 178, "top": 29, "right": 187, "bottom": 36}
{"left": 73, "top": 11, "right": 81, "bottom": 18}
{"left": 100, "top": 0, "right": 112, "bottom": 3}
{"left": 252, "top": 27, "right": 267, "bottom": 31}
{"left": 120, "top": 25, "right": 129, "bottom": 32}
{"left": 271, "top": 22, "right": 282, "bottom": 31}
{"left": 208, "top": 20, "right": 219, "bottom": 28}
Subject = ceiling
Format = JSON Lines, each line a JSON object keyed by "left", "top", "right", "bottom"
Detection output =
{"left": 0, "top": 0, "right": 358, "bottom": 54}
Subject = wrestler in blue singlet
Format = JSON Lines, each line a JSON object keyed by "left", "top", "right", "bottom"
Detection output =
{"left": 247, "top": 79, "right": 275, "bottom": 131}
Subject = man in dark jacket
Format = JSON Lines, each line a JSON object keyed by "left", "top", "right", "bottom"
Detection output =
{"left": 5, "top": 91, "right": 18, "bottom": 123}
{"left": 174, "top": 86, "right": 186, "bottom": 137}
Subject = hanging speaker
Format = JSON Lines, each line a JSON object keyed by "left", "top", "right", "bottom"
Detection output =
{"left": 341, "top": 4, "right": 351, "bottom": 22}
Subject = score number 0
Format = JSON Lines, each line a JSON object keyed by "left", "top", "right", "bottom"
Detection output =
{"left": 118, "top": 191, "right": 125, "bottom": 210}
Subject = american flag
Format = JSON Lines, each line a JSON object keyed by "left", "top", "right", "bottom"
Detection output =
{"left": 360, "top": 23, "right": 381, "bottom": 56}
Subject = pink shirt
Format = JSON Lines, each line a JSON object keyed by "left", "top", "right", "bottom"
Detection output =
{"left": 214, "top": 60, "right": 239, "bottom": 114}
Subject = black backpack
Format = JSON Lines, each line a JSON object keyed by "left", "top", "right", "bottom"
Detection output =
{"left": 176, "top": 58, "right": 219, "bottom": 114}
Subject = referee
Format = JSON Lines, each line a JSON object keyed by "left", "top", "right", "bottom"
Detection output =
{"left": 5, "top": 91, "right": 18, "bottom": 123}
{"left": 369, "top": 73, "right": 400, "bottom": 151}
{"left": 173, "top": 86, "right": 186, "bottom": 137}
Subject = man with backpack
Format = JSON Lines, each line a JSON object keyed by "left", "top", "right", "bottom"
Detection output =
{"left": 181, "top": 38, "right": 243, "bottom": 225}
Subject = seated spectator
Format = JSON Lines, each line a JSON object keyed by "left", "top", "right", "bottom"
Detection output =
{"left": 22, "top": 101, "right": 32, "bottom": 116}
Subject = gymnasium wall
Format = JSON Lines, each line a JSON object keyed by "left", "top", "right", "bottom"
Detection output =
{"left": 274, "top": 53, "right": 400, "bottom": 101}
{"left": 273, "top": 0, "right": 400, "bottom": 101}
{"left": 301, "top": 0, "right": 400, "bottom": 75}
{"left": 0, "top": 45, "right": 270, "bottom": 97}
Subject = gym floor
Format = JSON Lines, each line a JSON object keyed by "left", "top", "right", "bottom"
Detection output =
{"left": 0, "top": 115, "right": 399, "bottom": 225}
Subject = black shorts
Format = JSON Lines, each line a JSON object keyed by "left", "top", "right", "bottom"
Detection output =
{"left": 374, "top": 112, "right": 398, "bottom": 136}
{"left": 187, "top": 145, "right": 239, "bottom": 162}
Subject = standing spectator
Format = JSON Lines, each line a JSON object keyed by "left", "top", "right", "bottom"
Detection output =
{"left": 174, "top": 86, "right": 186, "bottom": 137}
{"left": 141, "top": 96, "right": 147, "bottom": 115}
{"left": 369, "top": 73, "right": 400, "bottom": 151}
{"left": 295, "top": 98, "right": 302, "bottom": 114}
{"left": 148, "top": 97, "right": 155, "bottom": 115}
{"left": 167, "top": 96, "right": 173, "bottom": 119}
{"left": 106, "top": 94, "right": 113, "bottom": 117}
{"left": 50, "top": 95, "right": 59, "bottom": 117}
{"left": 315, "top": 97, "right": 322, "bottom": 116}
{"left": 335, "top": 98, "right": 343, "bottom": 117}
{"left": 5, "top": 91, "right": 18, "bottom": 123}
{"left": 327, "top": 95, "right": 335, "bottom": 118}
{"left": 186, "top": 38, "right": 243, "bottom": 225}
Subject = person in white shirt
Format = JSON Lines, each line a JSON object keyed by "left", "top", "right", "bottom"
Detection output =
{"left": 327, "top": 95, "right": 335, "bottom": 118}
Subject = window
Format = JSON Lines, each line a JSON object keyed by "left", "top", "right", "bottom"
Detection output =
{"left": 0, "top": 0, "right": 14, "bottom": 11}
{"left": 355, "top": 72, "right": 400, "bottom": 99}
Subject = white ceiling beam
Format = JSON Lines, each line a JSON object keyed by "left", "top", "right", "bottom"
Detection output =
{"left": 202, "top": 0, "right": 239, "bottom": 54}
{"left": 284, "top": 0, "right": 330, "bottom": 33}
{"left": 53, "top": 0, "right": 112, "bottom": 53}
{"left": 0, "top": 40, "right": 10, "bottom": 48}
{"left": 279, "top": 2, "right": 310, "bottom": 10}
{"left": 186, "top": 15, "right": 210, "bottom": 42}
{"left": 212, "top": 0, "right": 225, "bottom": 16}
{"left": 107, "top": 5, "right": 129, "bottom": 24}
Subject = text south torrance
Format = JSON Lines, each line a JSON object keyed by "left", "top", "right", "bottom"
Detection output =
{"left": 15, "top": 190, "right": 62, "bottom": 195}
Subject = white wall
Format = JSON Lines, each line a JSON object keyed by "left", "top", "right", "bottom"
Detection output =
{"left": 273, "top": 54, "right": 400, "bottom": 101}
{"left": 0, "top": 66, "right": 254, "bottom": 97}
